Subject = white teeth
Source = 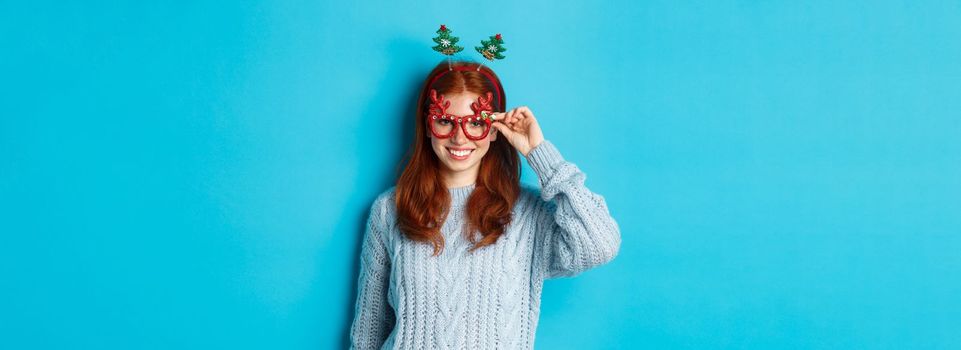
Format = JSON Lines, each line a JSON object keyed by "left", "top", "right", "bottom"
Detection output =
{"left": 448, "top": 148, "right": 473, "bottom": 157}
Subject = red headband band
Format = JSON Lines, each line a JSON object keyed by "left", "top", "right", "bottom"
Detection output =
{"left": 426, "top": 65, "right": 504, "bottom": 111}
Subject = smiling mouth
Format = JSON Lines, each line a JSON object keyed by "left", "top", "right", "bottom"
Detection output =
{"left": 446, "top": 147, "right": 474, "bottom": 158}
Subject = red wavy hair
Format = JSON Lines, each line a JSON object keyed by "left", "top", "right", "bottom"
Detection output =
{"left": 395, "top": 60, "right": 521, "bottom": 257}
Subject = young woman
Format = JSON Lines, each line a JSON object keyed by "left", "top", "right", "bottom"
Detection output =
{"left": 349, "top": 60, "right": 621, "bottom": 349}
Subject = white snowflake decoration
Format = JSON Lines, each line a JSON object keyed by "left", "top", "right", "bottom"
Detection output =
{"left": 488, "top": 44, "right": 497, "bottom": 51}
{"left": 440, "top": 39, "right": 451, "bottom": 47}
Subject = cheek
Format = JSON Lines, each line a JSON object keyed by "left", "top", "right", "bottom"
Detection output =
{"left": 475, "top": 138, "right": 495, "bottom": 153}
{"left": 427, "top": 137, "right": 444, "bottom": 155}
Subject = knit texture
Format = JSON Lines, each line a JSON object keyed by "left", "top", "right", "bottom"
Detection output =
{"left": 349, "top": 140, "right": 621, "bottom": 350}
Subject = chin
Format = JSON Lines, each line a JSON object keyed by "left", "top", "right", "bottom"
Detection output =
{"left": 443, "top": 160, "right": 477, "bottom": 172}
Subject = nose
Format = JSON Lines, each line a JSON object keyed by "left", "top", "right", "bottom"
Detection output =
{"left": 451, "top": 122, "right": 469, "bottom": 144}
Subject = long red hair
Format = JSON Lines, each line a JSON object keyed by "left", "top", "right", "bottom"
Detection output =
{"left": 395, "top": 60, "right": 521, "bottom": 257}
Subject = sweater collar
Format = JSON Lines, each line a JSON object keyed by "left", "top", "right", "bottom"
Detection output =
{"left": 448, "top": 183, "right": 476, "bottom": 207}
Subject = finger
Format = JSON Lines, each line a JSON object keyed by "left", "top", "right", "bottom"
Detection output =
{"left": 515, "top": 106, "right": 533, "bottom": 120}
{"left": 507, "top": 109, "right": 520, "bottom": 121}
{"left": 491, "top": 121, "right": 513, "bottom": 137}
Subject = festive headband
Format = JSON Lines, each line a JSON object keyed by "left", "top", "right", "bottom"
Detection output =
{"left": 431, "top": 24, "right": 506, "bottom": 71}
{"left": 427, "top": 24, "right": 507, "bottom": 128}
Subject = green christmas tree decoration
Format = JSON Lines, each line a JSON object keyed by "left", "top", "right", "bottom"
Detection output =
{"left": 432, "top": 24, "right": 463, "bottom": 56}
{"left": 475, "top": 33, "right": 506, "bottom": 61}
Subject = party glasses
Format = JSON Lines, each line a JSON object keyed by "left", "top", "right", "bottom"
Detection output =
{"left": 426, "top": 89, "right": 497, "bottom": 140}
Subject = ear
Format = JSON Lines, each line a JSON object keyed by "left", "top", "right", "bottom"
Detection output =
{"left": 489, "top": 127, "right": 497, "bottom": 141}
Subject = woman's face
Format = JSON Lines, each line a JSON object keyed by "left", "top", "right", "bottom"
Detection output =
{"left": 427, "top": 92, "right": 498, "bottom": 183}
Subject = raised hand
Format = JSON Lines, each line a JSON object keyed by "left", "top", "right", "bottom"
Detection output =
{"left": 489, "top": 106, "right": 545, "bottom": 157}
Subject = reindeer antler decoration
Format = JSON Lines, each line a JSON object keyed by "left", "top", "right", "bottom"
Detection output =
{"left": 471, "top": 92, "right": 496, "bottom": 121}
{"left": 428, "top": 89, "right": 451, "bottom": 119}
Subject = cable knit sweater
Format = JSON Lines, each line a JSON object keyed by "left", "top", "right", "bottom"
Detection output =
{"left": 348, "top": 140, "right": 622, "bottom": 350}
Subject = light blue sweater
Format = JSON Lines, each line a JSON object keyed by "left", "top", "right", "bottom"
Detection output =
{"left": 349, "top": 140, "right": 622, "bottom": 349}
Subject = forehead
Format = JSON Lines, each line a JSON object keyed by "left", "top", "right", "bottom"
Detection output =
{"left": 442, "top": 92, "right": 481, "bottom": 114}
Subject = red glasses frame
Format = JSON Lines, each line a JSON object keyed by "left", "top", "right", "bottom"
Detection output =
{"left": 426, "top": 89, "right": 497, "bottom": 140}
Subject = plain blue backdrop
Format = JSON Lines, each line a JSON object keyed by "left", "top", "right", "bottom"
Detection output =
{"left": 2, "top": 1, "right": 960, "bottom": 349}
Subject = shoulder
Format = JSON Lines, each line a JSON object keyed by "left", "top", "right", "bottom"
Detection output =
{"left": 373, "top": 186, "right": 396, "bottom": 208}
{"left": 369, "top": 186, "right": 397, "bottom": 220}
{"left": 364, "top": 186, "right": 398, "bottom": 233}
{"left": 363, "top": 186, "right": 398, "bottom": 248}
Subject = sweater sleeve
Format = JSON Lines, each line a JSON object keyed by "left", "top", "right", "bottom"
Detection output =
{"left": 525, "top": 140, "right": 622, "bottom": 279}
{"left": 348, "top": 194, "right": 396, "bottom": 349}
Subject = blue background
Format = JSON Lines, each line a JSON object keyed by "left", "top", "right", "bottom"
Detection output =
{"left": 2, "top": 1, "right": 960, "bottom": 349}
